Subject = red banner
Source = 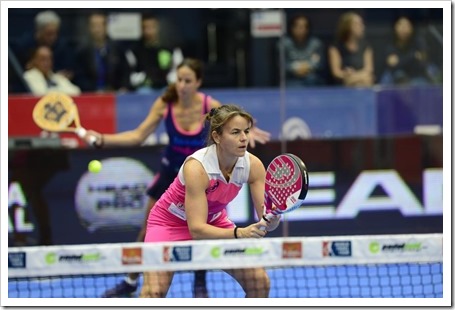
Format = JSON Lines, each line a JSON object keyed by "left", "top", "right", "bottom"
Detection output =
{"left": 8, "top": 93, "right": 116, "bottom": 147}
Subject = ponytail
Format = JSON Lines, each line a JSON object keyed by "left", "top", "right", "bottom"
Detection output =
{"left": 161, "top": 83, "right": 178, "bottom": 103}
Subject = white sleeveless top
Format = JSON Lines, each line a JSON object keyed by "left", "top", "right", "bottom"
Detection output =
{"left": 149, "top": 144, "right": 251, "bottom": 225}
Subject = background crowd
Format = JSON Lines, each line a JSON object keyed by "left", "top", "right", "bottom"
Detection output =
{"left": 8, "top": 8, "right": 443, "bottom": 95}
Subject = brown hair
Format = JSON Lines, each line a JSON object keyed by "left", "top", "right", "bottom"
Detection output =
{"left": 336, "top": 11, "right": 360, "bottom": 43}
{"left": 161, "top": 58, "right": 204, "bottom": 103}
{"left": 205, "top": 104, "right": 254, "bottom": 146}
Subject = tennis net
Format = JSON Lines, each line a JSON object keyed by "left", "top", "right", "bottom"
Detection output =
{"left": 8, "top": 233, "right": 443, "bottom": 300}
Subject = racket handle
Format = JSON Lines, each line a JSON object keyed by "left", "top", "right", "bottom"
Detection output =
{"left": 88, "top": 135, "right": 97, "bottom": 146}
{"left": 75, "top": 127, "right": 87, "bottom": 138}
{"left": 259, "top": 213, "right": 277, "bottom": 231}
{"left": 76, "top": 127, "right": 98, "bottom": 146}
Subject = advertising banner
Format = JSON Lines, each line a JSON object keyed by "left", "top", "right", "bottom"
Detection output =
{"left": 9, "top": 87, "right": 443, "bottom": 143}
{"left": 8, "top": 94, "right": 117, "bottom": 147}
{"left": 8, "top": 135, "right": 442, "bottom": 247}
{"left": 9, "top": 234, "right": 442, "bottom": 278}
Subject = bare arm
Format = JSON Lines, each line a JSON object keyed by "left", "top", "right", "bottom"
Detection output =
{"left": 362, "top": 47, "right": 374, "bottom": 75}
{"left": 328, "top": 46, "right": 346, "bottom": 81}
{"left": 248, "top": 154, "right": 282, "bottom": 231}
{"left": 84, "top": 97, "right": 167, "bottom": 147}
{"left": 185, "top": 157, "right": 267, "bottom": 240}
{"left": 184, "top": 158, "right": 238, "bottom": 240}
{"left": 247, "top": 154, "right": 267, "bottom": 219}
{"left": 329, "top": 45, "right": 374, "bottom": 87}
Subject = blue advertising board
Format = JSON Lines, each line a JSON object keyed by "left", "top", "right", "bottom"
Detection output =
{"left": 115, "top": 86, "right": 442, "bottom": 141}
{"left": 376, "top": 86, "right": 443, "bottom": 135}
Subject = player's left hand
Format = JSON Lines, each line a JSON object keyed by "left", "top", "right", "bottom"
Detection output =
{"left": 249, "top": 122, "right": 271, "bottom": 148}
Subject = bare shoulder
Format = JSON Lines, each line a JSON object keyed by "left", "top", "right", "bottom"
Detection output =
{"left": 150, "top": 97, "right": 168, "bottom": 116}
{"left": 208, "top": 97, "right": 222, "bottom": 109}
{"left": 183, "top": 158, "right": 209, "bottom": 188}
{"left": 154, "top": 96, "right": 168, "bottom": 109}
{"left": 183, "top": 158, "right": 207, "bottom": 178}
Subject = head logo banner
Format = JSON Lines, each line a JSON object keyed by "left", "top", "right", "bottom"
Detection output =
{"left": 163, "top": 246, "right": 192, "bottom": 262}
{"left": 322, "top": 241, "right": 352, "bottom": 257}
{"left": 74, "top": 157, "right": 154, "bottom": 232}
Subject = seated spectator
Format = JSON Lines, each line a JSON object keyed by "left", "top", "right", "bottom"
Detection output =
{"left": 73, "top": 11, "right": 130, "bottom": 92}
{"left": 282, "top": 13, "right": 325, "bottom": 87}
{"left": 23, "top": 45, "right": 81, "bottom": 96}
{"left": 127, "top": 14, "right": 183, "bottom": 92}
{"left": 380, "top": 16, "right": 432, "bottom": 86}
{"left": 9, "top": 10, "right": 75, "bottom": 92}
{"left": 328, "top": 12, "right": 374, "bottom": 87}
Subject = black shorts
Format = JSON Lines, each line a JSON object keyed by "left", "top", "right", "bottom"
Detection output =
{"left": 146, "top": 168, "right": 178, "bottom": 200}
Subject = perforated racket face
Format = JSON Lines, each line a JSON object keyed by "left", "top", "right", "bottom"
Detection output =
{"left": 32, "top": 92, "right": 76, "bottom": 132}
{"left": 265, "top": 154, "right": 303, "bottom": 211}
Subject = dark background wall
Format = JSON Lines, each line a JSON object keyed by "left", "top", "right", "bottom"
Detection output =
{"left": 8, "top": 8, "right": 443, "bottom": 88}
{"left": 8, "top": 136, "right": 443, "bottom": 246}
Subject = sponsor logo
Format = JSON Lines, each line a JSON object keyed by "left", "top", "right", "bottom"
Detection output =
{"left": 74, "top": 157, "right": 154, "bottom": 232}
{"left": 322, "top": 241, "right": 352, "bottom": 257}
{"left": 205, "top": 180, "right": 220, "bottom": 193}
{"left": 290, "top": 169, "right": 442, "bottom": 222}
{"left": 282, "top": 242, "right": 302, "bottom": 259}
{"left": 122, "top": 247, "right": 142, "bottom": 265}
{"left": 210, "top": 246, "right": 266, "bottom": 258}
{"left": 281, "top": 117, "right": 312, "bottom": 140}
{"left": 8, "top": 182, "right": 35, "bottom": 234}
{"left": 369, "top": 242, "right": 424, "bottom": 254}
{"left": 45, "top": 252, "right": 103, "bottom": 265}
{"left": 8, "top": 252, "right": 26, "bottom": 268}
{"left": 163, "top": 246, "right": 192, "bottom": 262}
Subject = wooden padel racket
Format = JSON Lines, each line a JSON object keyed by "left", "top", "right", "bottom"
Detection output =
{"left": 32, "top": 92, "right": 97, "bottom": 144}
{"left": 261, "top": 153, "right": 309, "bottom": 226}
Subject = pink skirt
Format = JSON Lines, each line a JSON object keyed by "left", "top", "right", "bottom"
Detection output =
{"left": 144, "top": 212, "right": 235, "bottom": 242}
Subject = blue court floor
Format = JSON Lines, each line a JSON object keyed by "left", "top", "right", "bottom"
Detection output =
{"left": 9, "top": 263, "right": 443, "bottom": 298}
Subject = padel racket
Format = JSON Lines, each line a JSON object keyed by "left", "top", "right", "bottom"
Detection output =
{"left": 32, "top": 92, "right": 97, "bottom": 145}
{"left": 261, "top": 153, "right": 309, "bottom": 226}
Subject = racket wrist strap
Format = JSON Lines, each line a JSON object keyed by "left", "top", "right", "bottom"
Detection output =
{"left": 262, "top": 215, "right": 270, "bottom": 223}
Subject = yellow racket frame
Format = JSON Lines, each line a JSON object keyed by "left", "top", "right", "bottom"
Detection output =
{"left": 32, "top": 92, "right": 80, "bottom": 133}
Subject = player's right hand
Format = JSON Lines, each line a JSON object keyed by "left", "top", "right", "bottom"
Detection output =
{"left": 236, "top": 222, "right": 267, "bottom": 238}
{"left": 262, "top": 213, "right": 281, "bottom": 232}
{"left": 83, "top": 130, "right": 102, "bottom": 147}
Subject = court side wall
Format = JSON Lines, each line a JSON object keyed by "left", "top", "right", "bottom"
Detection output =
{"left": 9, "top": 86, "right": 443, "bottom": 143}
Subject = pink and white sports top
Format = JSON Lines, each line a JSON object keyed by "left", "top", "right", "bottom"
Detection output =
{"left": 147, "top": 144, "right": 251, "bottom": 228}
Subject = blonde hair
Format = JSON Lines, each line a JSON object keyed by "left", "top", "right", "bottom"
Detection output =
{"left": 205, "top": 104, "right": 253, "bottom": 145}
{"left": 336, "top": 11, "right": 360, "bottom": 43}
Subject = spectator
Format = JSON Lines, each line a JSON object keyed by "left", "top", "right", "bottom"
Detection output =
{"left": 23, "top": 45, "right": 81, "bottom": 96}
{"left": 281, "top": 13, "right": 325, "bottom": 87}
{"left": 9, "top": 10, "right": 74, "bottom": 92}
{"left": 328, "top": 11, "right": 374, "bottom": 87}
{"left": 127, "top": 14, "right": 184, "bottom": 92}
{"left": 73, "top": 11, "right": 130, "bottom": 92}
{"left": 380, "top": 16, "right": 432, "bottom": 86}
